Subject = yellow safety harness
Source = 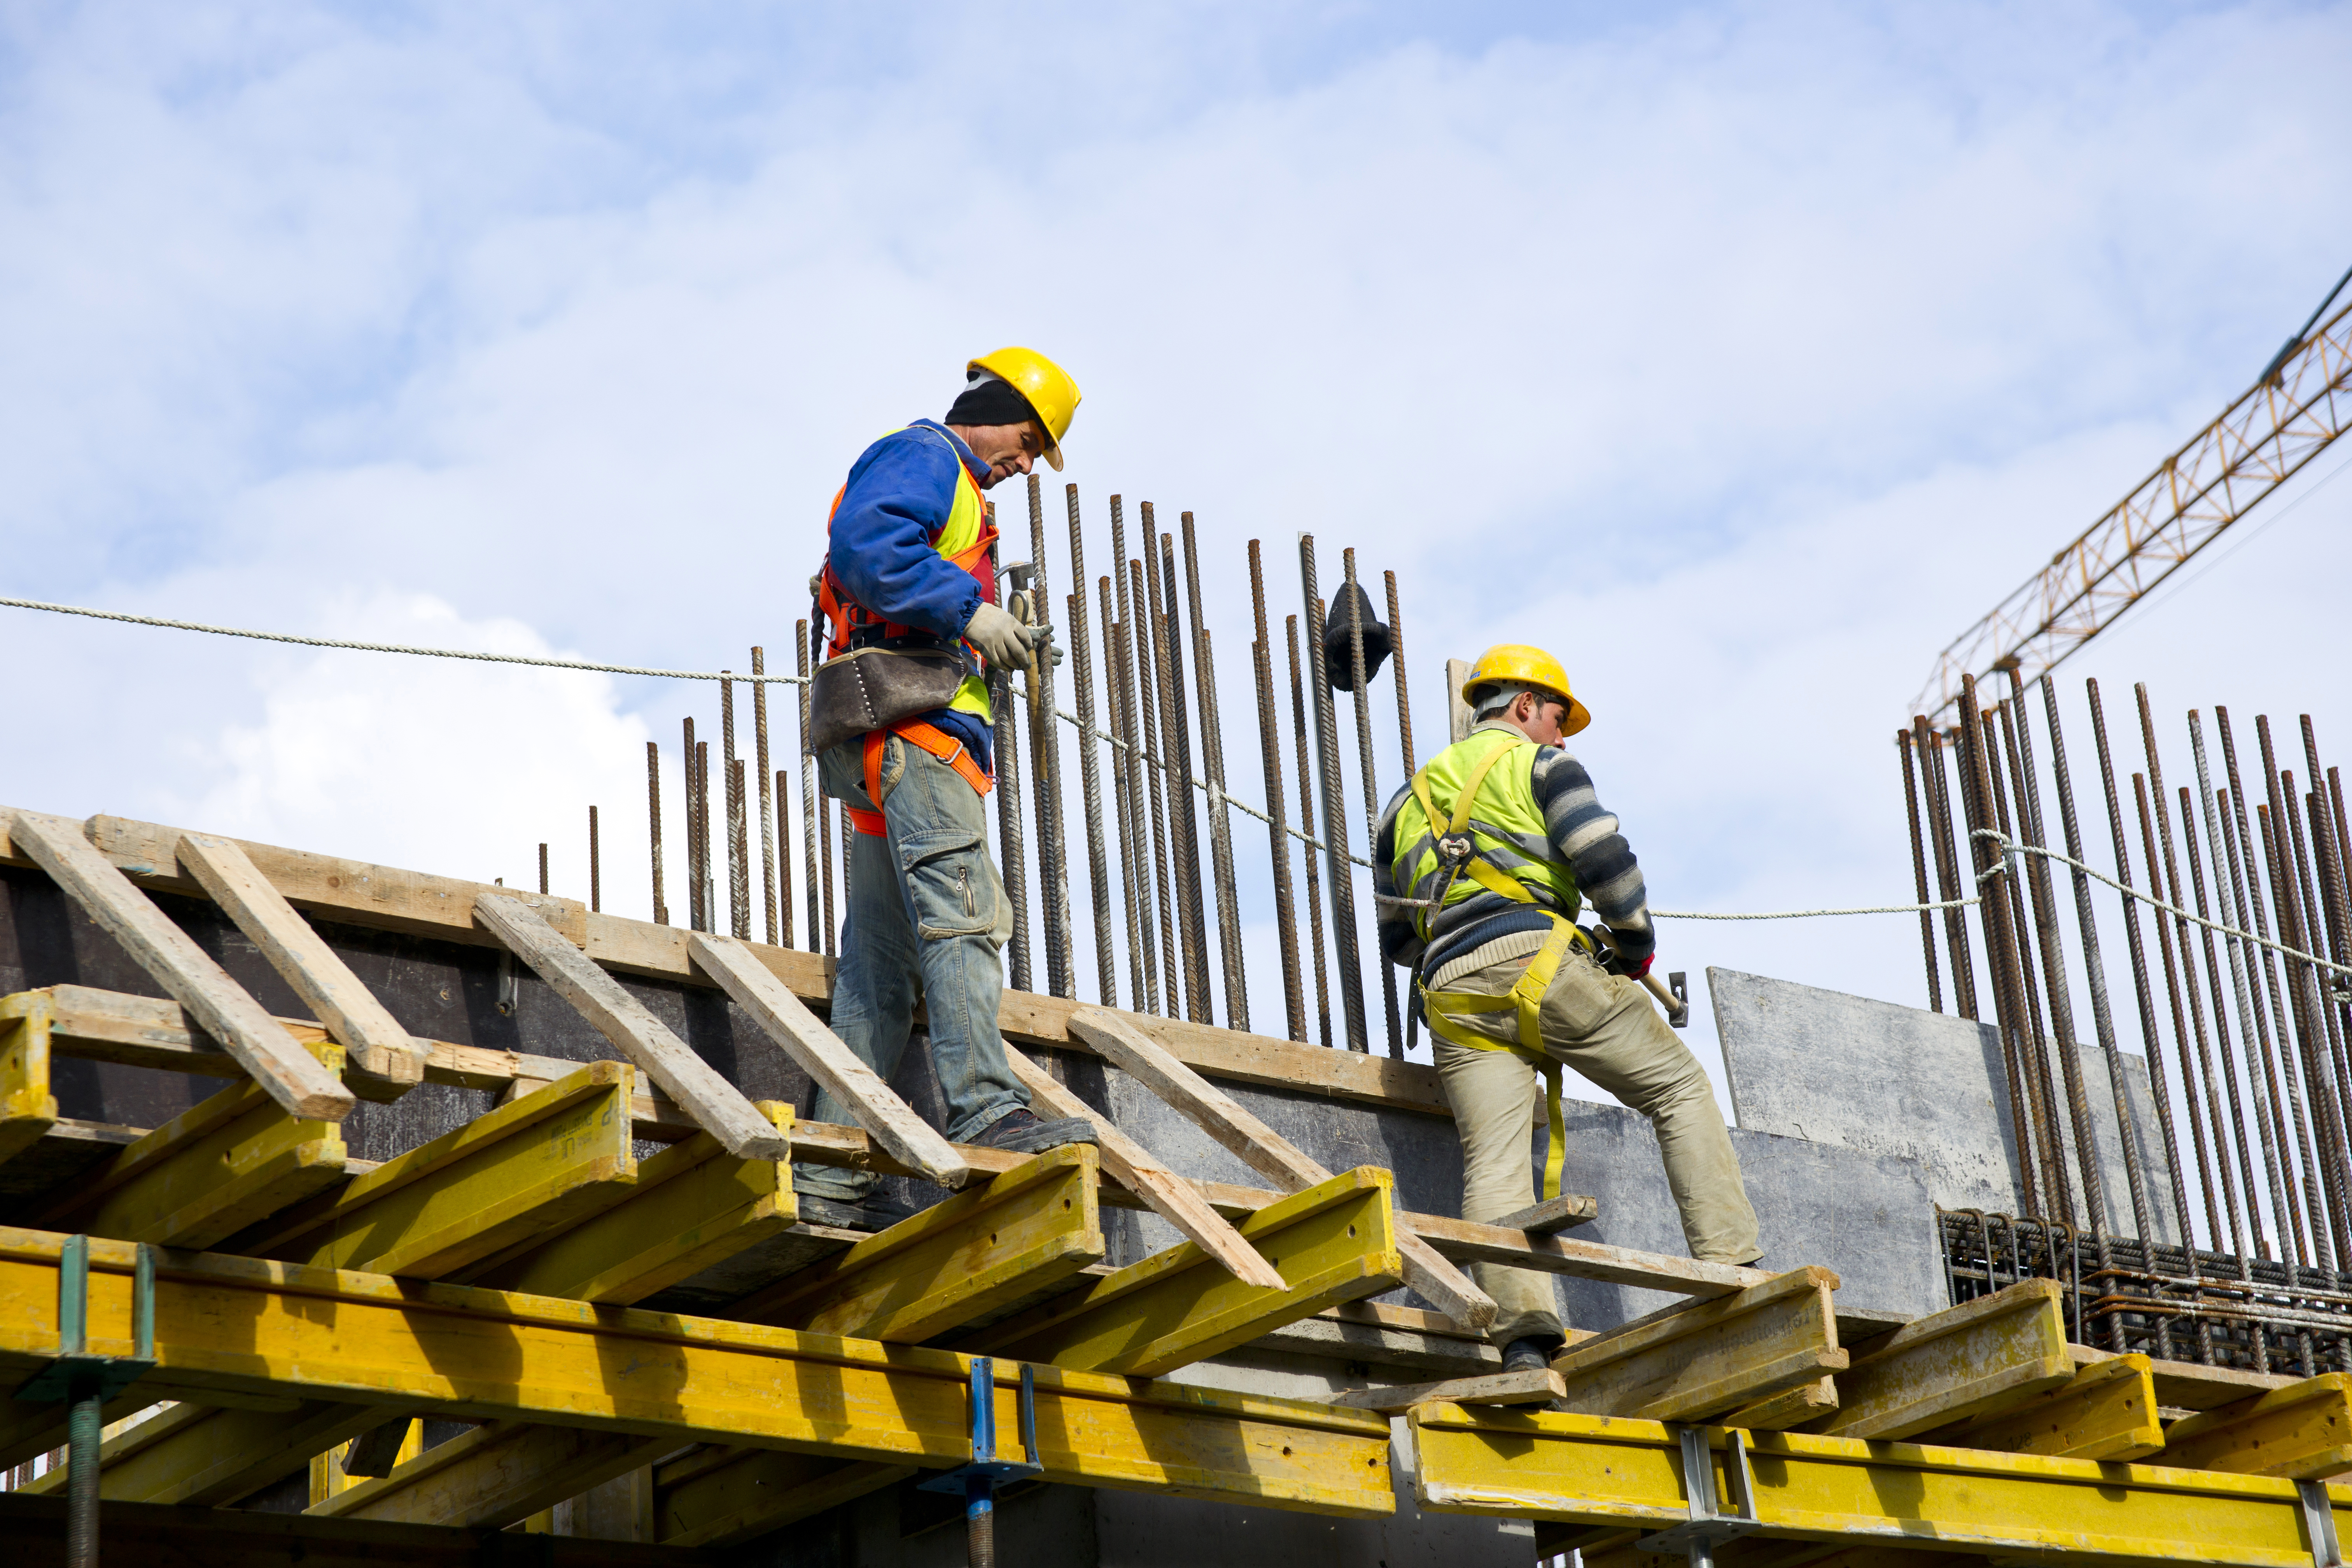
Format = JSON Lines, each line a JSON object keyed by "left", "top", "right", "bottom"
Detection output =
{"left": 1407, "top": 740, "right": 1594, "bottom": 1202}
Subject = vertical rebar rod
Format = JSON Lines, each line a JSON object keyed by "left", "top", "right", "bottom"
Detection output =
{"left": 1149, "top": 533, "right": 1211, "bottom": 1025}
{"left": 2088, "top": 679, "right": 2198, "bottom": 1255}
{"left": 1111, "top": 497, "right": 1170, "bottom": 1017}
{"left": 1065, "top": 486, "right": 1117, "bottom": 1006}
{"left": 588, "top": 805, "right": 601, "bottom": 914}
{"left": 1343, "top": 549, "right": 1400, "bottom": 1056}
{"left": 539, "top": 842, "right": 549, "bottom": 896}
{"left": 1957, "top": 681, "right": 2046, "bottom": 1221}
{"left": 995, "top": 658, "right": 1032, "bottom": 995}
{"left": 753, "top": 648, "right": 777, "bottom": 945}
{"left": 774, "top": 767, "right": 794, "bottom": 949}
{"left": 1182, "top": 514, "right": 1248, "bottom": 1031}
{"left": 2007, "top": 680, "right": 2108, "bottom": 1241}
{"left": 1288, "top": 615, "right": 1335, "bottom": 1048}
{"left": 2179, "top": 774, "right": 2270, "bottom": 1265}
{"left": 646, "top": 741, "right": 668, "bottom": 927}
{"left": 1301, "top": 539, "right": 1369, "bottom": 1053}
{"left": 698, "top": 741, "right": 718, "bottom": 939}
{"left": 1027, "top": 476, "right": 1073, "bottom": 999}
{"left": 728, "top": 758, "right": 751, "bottom": 940}
{"left": 2191, "top": 714, "right": 2294, "bottom": 1266}
{"left": 799, "top": 620, "right": 821, "bottom": 953}
{"left": 684, "top": 716, "right": 704, "bottom": 932}
{"left": 1130, "top": 558, "right": 1181, "bottom": 1018}
{"left": 1899, "top": 730, "right": 1944, "bottom": 1012}
{"left": 1250, "top": 542, "right": 1307, "bottom": 1043}
{"left": 2221, "top": 712, "right": 2327, "bottom": 1270}
{"left": 1919, "top": 721, "right": 1980, "bottom": 1018}
{"left": 2299, "top": 778, "right": 2352, "bottom": 1185}
{"left": 66, "top": 1374, "right": 98, "bottom": 1568}
{"left": 1385, "top": 570, "right": 1416, "bottom": 776}
{"left": 2263, "top": 721, "right": 2351, "bottom": 1264}
{"left": 1103, "top": 586, "right": 1151, "bottom": 1013}
{"left": 1986, "top": 702, "right": 2073, "bottom": 1223}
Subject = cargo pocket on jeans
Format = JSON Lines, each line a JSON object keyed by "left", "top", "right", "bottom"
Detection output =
{"left": 900, "top": 830, "right": 997, "bottom": 940}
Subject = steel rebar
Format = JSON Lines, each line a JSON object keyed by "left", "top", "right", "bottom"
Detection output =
{"left": 994, "top": 656, "right": 1032, "bottom": 995}
{"left": 1183, "top": 514, "right": 1248, "bottom": 1031}
{"left": 799, "top": 620, "right": 821, "bottom": 953}
{"left": 1986, "top": 700, "right": 2073, "bottom": 1223}
{"left": 588, "top": 805, "right": 601, "bottom": 914}
{"left": 2299, "top": 777, "right": 2352, "bottom": 1186}
{"left": 1957, "top": 681, "right": 2047, "bottom": 1221}
{"left": 1343, "top": 548, "right": 1400, "bottom": 1055}
{"left": 1301, "top": 538, "right": 1369, "bottom": 1054}
{"left": 539, "top": 842, "right": 549, "bottom": 896}
{"left": 728, "top": 757, "right": 751, "bottom": 940}
{"left": 1250, "top": 541, "right": 1306, "bottom": 1043}
{"left": 773, "top": 767, "right": 793, "bottom": 948}
{"left": 1148, "top": 531, "right": 1211, "bottom": 1024}
{"left": 1918, "top": 720, "right": 1980, "bottom": 1018}
{"left": 1129, "top": 557, "right": 1181, "bottom": 1018}
{"left": 698, "top": 740, "right": 718, "bottom": 938}
{"left": 2262, "top": 718, "right": 2351, "bottom": 1265}
{"left": 646, "top": 740, "right": 668, "bottom": 927}
{"left": 1385, "top": 569, "right": 1416, "bottom": 776}
{"left": 2178, "top": 771, "right": 2269, "bottom": 1266}
{"left": 1026, "top": 476, "right": 1073, "bottom": 999}
{"left": 684, "top": 716, "right": 704, "bottom": 931}
{"left": 1065, "top": 487, "right": 1117, "bottom": 1005}
{"left": 753, "top": 646, "right": 777, "bottom": 944}
{"left": 1288, "top": 613, "right": 1334, "bottom": 1050}
{"left": 1103, "top": 584, "right": 1152, "bottom": 1013}
{"left": 1899, "top": 729, "right": 1944, "bottom": 1012}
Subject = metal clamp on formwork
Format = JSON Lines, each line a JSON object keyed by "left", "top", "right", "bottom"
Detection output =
{"left": 1636, "top": 1427, "right": 1762, "bottom": 1568}
{"left": 2300, "top": 1480, "right": 2349, "bottom": 1568}
{"left": 919, "top": 1357, "right": 1043, "bottom": 1568}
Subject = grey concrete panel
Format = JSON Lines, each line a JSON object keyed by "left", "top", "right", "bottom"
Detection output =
{"left": 1711, "top": 967, "right": 2180, "bottom": 1243}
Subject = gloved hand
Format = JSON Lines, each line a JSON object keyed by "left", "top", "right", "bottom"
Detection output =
{"left": 1619, "top": 949, "right": 1655, "bottom": 980}
{"left": 964, "top": 602, "right": 1032, "bottom": 670}
{"left": 1026, "top": 622, "right": 1066, "bottom": 669}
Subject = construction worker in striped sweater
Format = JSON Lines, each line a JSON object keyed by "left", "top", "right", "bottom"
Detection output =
{"left": 1374, "top": 644, "right": 1761, "bottom": 1373}
{"left": 794, "top": 348, "right": 1097, "bottom": 1231}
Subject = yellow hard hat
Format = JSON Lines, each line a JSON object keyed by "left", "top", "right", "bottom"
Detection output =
{"left": 1464, "top": 644, "right": 1591, "bottom": 736}
{"left": 969, "top": 347, "right": 1081, "bottom": 471}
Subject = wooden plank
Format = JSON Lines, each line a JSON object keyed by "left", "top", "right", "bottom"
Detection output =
{"left": 973, "top": 1165, "right": 1405, "bottom": 1377}
{"left": 1807, "top": 1279, "right": 2073, "bottom": 1440}
{"left": 1549, "top": 1266, "right": 1848, "bottom": 1423}
{"left": 1328, "top": 1368, "right": 1564, "bottom": 1414}
{"left": 1068, "top": 1006, "right": 1496, "bottom": 1330}
{"left": 1382, "top": 1209, "right": 1766, "bottom": 1298}
{"left": 7, "top": 810, "right": 352, "bottom": 1121}
{"left": 21, "top": 1398, "right": 405, "bottom": 1506}
{"left": 1922, "top": 1353, "right": 2163, "bottom": 1463}
{"left": 469, "top": 1103, "right": 795, "bottom": 1304}
{"left": 687, "top": 932, "right": 968, "bottom": 1186}
{"left": 1492, "top": 1194, "right": 1598, "bottom": 1235}
{"left": 0, "top": 991, "right": 59, "bottom": 1164}
{"left": 2164, "top": 1373, "right": 2352, "bottom": 1480}
{"left": 654, "top": 1449, "right": 913, "bottom": 1548}
{"left": 1003, "top": 1043, "right": 1286, "bottom": 1290}
{"left": 175, "top": 832, "right": 428, "bottom": 1100}
{"left": 243, "top": 1061, "right": 637, "bottom": 1279}
{"left": 311, "top": 1419, "right": 670, "bottom": 1528}
{"left": 1725, "top": 1375, "right": 1839, "bottom": 1431}
{"left": 732, "top": 1144, "right": 1103, "bottom": 1342}
{"left": 472, "top": 893, "right": 786, "bottom": 1162}
{"left": 2146, "top": 1356, "right": 2301, "bottom": 1413}
{"left": 38, "top": 1039, "right": 348, "bottom": 1248}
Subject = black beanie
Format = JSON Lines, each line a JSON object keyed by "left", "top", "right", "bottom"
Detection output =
{"left": 1321, "top": 579, "right": 1393, "bottom": 691}
{"left": 946, "top": 372, "right": 1041, "bottom": 429}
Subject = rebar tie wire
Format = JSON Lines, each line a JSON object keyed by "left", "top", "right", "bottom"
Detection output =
{"left": 19, "top": 592, "right": 2352, "bottom": 962}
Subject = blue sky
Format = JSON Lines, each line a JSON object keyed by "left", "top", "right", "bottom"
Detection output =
{"left": 2, "top": 0, "right": 2348, "bottom": 1101}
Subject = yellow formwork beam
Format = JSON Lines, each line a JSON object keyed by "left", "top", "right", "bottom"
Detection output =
{"left": 241, "top": 1060, "right": 635, "bottom": 1278}
{"left": 0, "top": 992, "right": 59, "bottom": 1164}
{"left": 1920, "top": 1351, "right": 2163, "bottom": 1463}
{"left": 310, "top": 1419, "right": 667, "bottom": 1528}
{"left": 1409, "top": 1402, "right": 2352, "bottom": 1566}
{"left": 38, "top": 1036, "right": 347, "bottom": 1248}
{"left": 2167, "top": 1372, "right": 2352, "bottom": 1480}
{"left": 0, "top": 1226, "right": 1395, "bottom": 1517}
{"left": 19, "top": 1397, "right": 404, "bottom": 1505}
{"left": 468, "top": 1102, "right": 795, "bottom": 1304}
{"left": 972, "top": 1165, "right": 1402, "bottom": 1377}
{"left": 735, "top": 1143, "right": 1102, "bottom": 1342}
{"left": 654, "top": 1447, "right": 914, "bottom": 1548}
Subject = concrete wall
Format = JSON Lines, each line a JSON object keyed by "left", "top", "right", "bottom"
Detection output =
{"left": 1710, "top": 967, "right": 2182, "bottom": 1244}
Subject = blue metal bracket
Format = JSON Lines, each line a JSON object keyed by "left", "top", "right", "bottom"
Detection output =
{"left": 919, "top": 1358, "right": 1043, "bottom": 1501}
{"left": 16, "top": 1235, "right": 158, "bottom": 1403}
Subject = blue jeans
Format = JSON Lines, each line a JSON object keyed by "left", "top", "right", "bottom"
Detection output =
{"left": 796, "top": 732, "right": 1024, "bottom": 1200}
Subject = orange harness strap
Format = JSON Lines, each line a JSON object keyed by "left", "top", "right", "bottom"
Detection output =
{"left": 849, "top": 723, "right": 993, "bottom": 836}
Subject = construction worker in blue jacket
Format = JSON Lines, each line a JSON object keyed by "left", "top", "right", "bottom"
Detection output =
{"left": 1375, "top": 644, "right": 1760, "bottom": 1372}
{"left": 795, "top": 348, "right": 1097, "bottom": 1230}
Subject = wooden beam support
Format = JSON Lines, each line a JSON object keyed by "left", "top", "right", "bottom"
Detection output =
{"left": 732, "top": 1144, "right": 1102, "bottom": 1342}
{"left": 1403, "top": 1211, "right": 1769, "bottom": 1297}
{"left": 1806, "top": 1279, "right": 2072, "bottom": 1441}
{"left": 1328, "top": 1368, "right": 1564, "bottom": 1414}
{"left": 240, "top": 1061, "right": 637, "bottom": 1279}
{"left": 19, "top": 1397, "right": 408, "bottom": 1505}
{"left": 312, "top": 1419, "right": 671, "bottom": 1528}
{"left": 472, "top": 893, "right": 787, "bottom": 1162}
{"left": 0, "top": 992, "right": 59, "bottom": 1164}
{"left": 0, "top": 1226, "right": 1399, "bottom": 1517}
{"left": 175, "top": 831, "right": 428, "bottom": 1100}
{"left": 7, "top": 810, "right": 352, "bottom": 1121}
{"left": 1003, "top": 1043, "right": 1285, "bottom": 1290}
{"left": 687, "top": 931, "right": 968, "bottom": 1186}
{"left": 1549, "top": 1267, "right": 1848, "bottom": 1423}
{"left": 469, "top": 1104, "right": 794, "bottom": 1305}
{"left": 1919, "top": 1353, "right": 2163, "bottom": 1463}
{"left": 1725, "top": 1375, "right": 1839, "bottom": 1431}
{"left": 2164, "top": 1373, "right": 2352, "bottom": 1480}
{"left": 653, "top": 1448, "right": 912, "bottom": 1548}
{"left": 1068, "top": 1006, "right": 1496, "bottom": 1330}
{"left": 37, "top": 1038, "right": 348, "bottom": 1247}
{"left": 1493, "top": 1194, "right": 1598, "bottom": 1235}
{"left": 973, "top": 1165, "right": 1404, "bottom": 1377}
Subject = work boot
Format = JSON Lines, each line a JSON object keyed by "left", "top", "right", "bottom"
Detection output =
{"left": 797, "top": 1190, "right": 917, "bottom": 1233}
{"left": 970, "top": 1108, "right": 1099, "bottom": 1156}
{"left": 1502, "top": 1336, "right": 1563, "bottom": 1375}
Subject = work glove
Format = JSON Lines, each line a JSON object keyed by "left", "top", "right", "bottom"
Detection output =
{"left": 964, "top": 602, "right": 1032, "bottom": 671}
{"left": 1026, "top": 622, "right": 1066, "bottom": 669}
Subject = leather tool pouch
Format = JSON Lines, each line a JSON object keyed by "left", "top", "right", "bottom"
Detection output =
{"left": 807, "top": 647, "right": 968, "bottom": 755}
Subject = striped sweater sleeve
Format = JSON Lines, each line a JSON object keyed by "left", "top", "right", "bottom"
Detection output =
{"left": 1373, "top": 781, "right": 1421, "bottom": 968}
{"left": 1530, "top": 747, "right": 1654, "bottom": 965}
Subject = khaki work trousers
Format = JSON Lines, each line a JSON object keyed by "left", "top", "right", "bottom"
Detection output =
{"left": 1433, "top": 940, "right": 1761, "bottom": 1346}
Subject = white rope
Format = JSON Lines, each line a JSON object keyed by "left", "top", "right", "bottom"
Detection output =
{"left": 1650, "top": 898, "right": 1981, "bottom": 920}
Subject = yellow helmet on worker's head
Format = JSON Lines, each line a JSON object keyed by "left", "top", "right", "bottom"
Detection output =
{"left": 969, "top": 346, "right": 1081, "bottom": 471}
{"left": 1464, "top": 644, "right": 1591, "bottom": 737}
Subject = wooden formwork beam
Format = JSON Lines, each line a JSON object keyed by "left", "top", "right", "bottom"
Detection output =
{"left": 973, "top": 1165, "right": 1404, "bottom": 1377}
{"left": 2165, "top": 1372, "right": 2352, "bottom": 1480}
{"left": 37, "top": 1038, "right": 348, "bottom": 1248}
{"left": 310, "top": 1419, "right": 672, "bottom": 1529}
{"left": 173, "top": 831, "right": 428, "bottom": 1100}
{"left": 653, "top": 1447, "right": 913, "bottom": 1548}
{"left": 733, "top": 1144, "right": 1102, "bottom": 1342}
{"left": 5, "top": 810, "right": 352, "bottom": 1121}
{"left": 1409, "top": 1404, "right": 2352, "bottom": 1565}
{"left": 0, "top": 1227, "right": 1398, "bottom": 1517}
{"left": 1805, "top": 1279, "right": 2072, "bottom": 1440}
{"left": 0, "top": 991, "right": 59, "bottom": 1165}
{"left": 1329, "top": 1368, "right": 1564, "bottom": 1414}
{"left": 19, "top": 1398, "right": 408, "bottom": 1506}
{"left": 1549, "top": 1267, "right": 1848, "bottom": 1423}
{"left": 1919, "top": 1352, "right": 2164, "bottom": 1463}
